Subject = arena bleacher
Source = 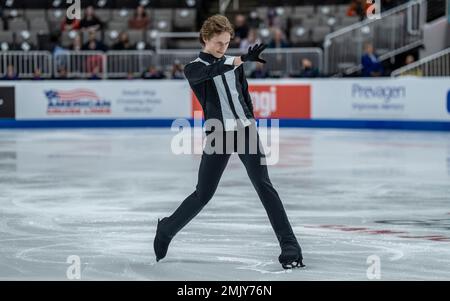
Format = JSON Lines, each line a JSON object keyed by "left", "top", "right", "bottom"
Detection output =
{"left": 0, "top": 0, "right": 447, "bottom": 79}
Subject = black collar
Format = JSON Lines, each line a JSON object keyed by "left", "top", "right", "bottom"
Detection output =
{"left": 199, "top": 51, "right": 224, "bottom": 64}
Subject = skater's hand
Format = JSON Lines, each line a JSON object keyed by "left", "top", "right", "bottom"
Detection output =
{"left": 241, "top": 43, "right": 267, "bottom": 64}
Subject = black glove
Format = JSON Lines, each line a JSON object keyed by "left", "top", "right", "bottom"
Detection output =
{"left": 241, "top": 43, "right": 267, "bottom": 64}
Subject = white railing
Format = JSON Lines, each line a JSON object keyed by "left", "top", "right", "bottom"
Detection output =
{"left": 391, "top": 47, "right": 450, "bottom": 76}
{"left": 252, "top": 48, "right": 324, "bottom": 78}
{"left": 106, "top": 50, "right": 155, "bottom": 78}
{"left": 53, "top": 51, "right": 106, "bottom": 79}
{"left": 1, "top": 48, "right": 323, "bottom": 79}
{"left": 0, "top": 51, "right": 52, "bottom": 78}
{"left": 324, "top": 0, "right": 426, "bottom": 75}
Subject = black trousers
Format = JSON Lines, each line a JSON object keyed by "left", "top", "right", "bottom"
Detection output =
{"left": 164, "top": 122, "right": 297, "bottom": 247}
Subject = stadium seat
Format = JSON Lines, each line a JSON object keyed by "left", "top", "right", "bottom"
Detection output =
{"left": 8, "top": 18, "right": 29, "bottom": 31}
{"left": 24, "top": 9, "right": 46, "bottom": 20}
{"left": 95, "top": 9, "right": 112, "bottom": 23}
{"left": 108, "top": 21, "right": 128, "bottom": 31}
{"left": 29, "top": 19, "right": 49, "bottom": 32}
{"left": 173, "top": 9, "right": 196, "bottom": 31}
{"left": 294, "top": 5, "right": 315, "bottom": 17}
{"left": 0, "top": 31, "right": 15, "bottom": 45}
{"left": 290, "top": 26, "right": 311, "bottom": 45}
{"left": 311, "top": 26, "right": 331, "bottom": 43}
{"left": 112, "top": 9, "right": 133, "bottom": 21}
{"left": 127, "top": 30, "right": 145, "bottom": 46}
{"left": 15, "top": 31, "right": 39, "bottom": 46}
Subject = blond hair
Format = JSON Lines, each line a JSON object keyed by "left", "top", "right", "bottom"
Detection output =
{"left": 199, "top": 14, "right": 234, "bottom": 45}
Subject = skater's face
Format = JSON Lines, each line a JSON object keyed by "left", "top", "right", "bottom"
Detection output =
{"left": 203, "top": 32, "right": 231, "bottom": 58}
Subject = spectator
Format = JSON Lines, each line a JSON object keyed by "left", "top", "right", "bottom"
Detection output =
{"left": 80, "top": 6, "right": 103, "bottom": 31}
{"left": 142, "top": 65, "right": 165, "bottom": 79}
{"left": 52, "top": 40, "right": 69, "bottom": 72}
{"left": 56, "top": 66, "right": 68, "bottom": 79}
{"left": 247, "top": 11, "right": 261, "bottom": 29}
{"left": 240, "top": 28, "right": 261, "bottom": 52}
{"left": 233, "top": 14, "right": 249, "bottom": 46}
{"left": 267, "top": 7, "right": 284, "bottom": 28}
{"left": 347, "top": 0, "right": 369, "bottom": 21}
{"left": 86, "top": 53, "right": 104, "bottom": 74}
{"left": 268, "top": 28, "right": 289, "bottom": 48}
{"left": 82, "top": 30, "right": 107, "bottom": 51}
{"left": 88, "top": 66, "right": 102, "bottom": 80}
{"left": 250, "top": 62, "right": 268, "bottom": 79}
{"left": 70, "top": 33, "right": 83, "bottom": 51}
{"left": 361, "top": 43, "right": 384, "bottom": 77}
{"left": 49, "top": 33, "right": 66, "bottom": 54}
{"left": 291, "top": 58, "right": 320, "bottom": 78}
{"left": 401, "top": 54, "right": 423, "bottom": 76}
{"left": 32, "top": 68, "right": 43, "bottom": 80}
{"left": 2, "top": 65, "right": 18, "bottom": 80}
{"left": 405, "top": 54, "right": 415, "bottom": 65}
{"left": 112, "top": 32, "right": 135, "bottom": 50}
{"left": 126, "top": 71, "right": 135, "bottom": 80}
{"left": 61, "top": 16, "right": 81, "bottom": 32}
{"left": 171, "top": 60, "right": 184, "bottom": 79}
{"left": 128, "top": 5, "right": 150, "bottom": 30}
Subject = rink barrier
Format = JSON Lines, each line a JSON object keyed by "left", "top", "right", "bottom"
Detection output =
{"left": 1, "top": 119, "right": 450, "bottom": 131}
{"left": 0, "top": 78, "right": 449, "bottom": 131}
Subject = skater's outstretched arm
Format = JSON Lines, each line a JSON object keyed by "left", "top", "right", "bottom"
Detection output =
{"left": 184, "top": 44, "right": 266, "bottom": 86}
{"left": 184, "top": 57, "right": 240, "bottom": 85}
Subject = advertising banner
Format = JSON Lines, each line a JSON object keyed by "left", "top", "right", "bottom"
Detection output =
{"left": 14, "top": 81, "right": 191, "bottom": 120}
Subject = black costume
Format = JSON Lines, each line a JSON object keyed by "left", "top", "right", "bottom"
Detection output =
{"left": 154, "top": 46, "right": 304, "bottom": 269}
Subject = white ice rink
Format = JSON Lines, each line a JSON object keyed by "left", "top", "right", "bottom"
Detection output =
{"left": 0, "top": 127, "right": 449, "bottom": 280}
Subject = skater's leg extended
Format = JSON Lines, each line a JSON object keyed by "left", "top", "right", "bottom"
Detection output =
{"left": 154, "top": 149, "right": 230, "bottom": 262}
{"left": 165, "top": 151, "right": 231, "bottom": 235}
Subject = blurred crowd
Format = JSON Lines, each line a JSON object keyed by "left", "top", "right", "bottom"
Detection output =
{"left": 0, "top": 1, "right": 417, "bottom": 80}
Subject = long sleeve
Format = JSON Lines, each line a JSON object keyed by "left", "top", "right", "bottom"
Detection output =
{"left": 240, "top": 66, "right": 254, "bottom": 117}
{"left": 184, "top": 56, "right": 236, "bottom": 85}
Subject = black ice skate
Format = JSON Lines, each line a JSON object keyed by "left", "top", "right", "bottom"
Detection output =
{"left": 279, "top": 240, "right": 305, "bottom": 269}
{"left": 154, "top": 218, "right": 173, "bottom": 262}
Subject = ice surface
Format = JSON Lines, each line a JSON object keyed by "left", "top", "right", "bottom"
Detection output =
{"left": 0, "top": 128, "right": 449, "bottom": 280}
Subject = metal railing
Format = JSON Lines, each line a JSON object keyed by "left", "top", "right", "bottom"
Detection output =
{"left": 324, "top": 0, "right": 426, "bottom": 75}
{"left": 391, "top": 47, "right": 450, "bottom": 76}
{"left": 106, "top": 50, "right": 155, "bottom": 78}
{"left": 0, "top": 51, "right": 53, "bottom": 78}
{"left": 1, "top": 48, "right": 323, "bottom": 79}
{"left": 153, "top": 49, "right": 200, "bottom": 68}
{"left": 252, "top": 48, "right": 324, "bottom": 77}
{"left": 53, "top": 51, "right": 107, "bottom": 79}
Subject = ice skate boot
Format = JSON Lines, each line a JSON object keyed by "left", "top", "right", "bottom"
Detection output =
{"left": 279, "top": 239, "right": 305, "bottom": 269}
{"left": 154, "top": 218, "right": 173, "bottom": 262}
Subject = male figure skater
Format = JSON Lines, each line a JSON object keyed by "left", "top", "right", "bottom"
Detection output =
{"left": 154, "top": 15, "right": 304, "bottom": 269}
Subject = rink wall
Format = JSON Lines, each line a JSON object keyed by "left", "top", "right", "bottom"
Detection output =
{"left": 0, "top": 77, "right": 449, "bottom": 131}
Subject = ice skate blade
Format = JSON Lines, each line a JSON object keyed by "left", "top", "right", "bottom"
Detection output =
{"left": 282, "top": 260, "right": 305, "bottom": 270}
